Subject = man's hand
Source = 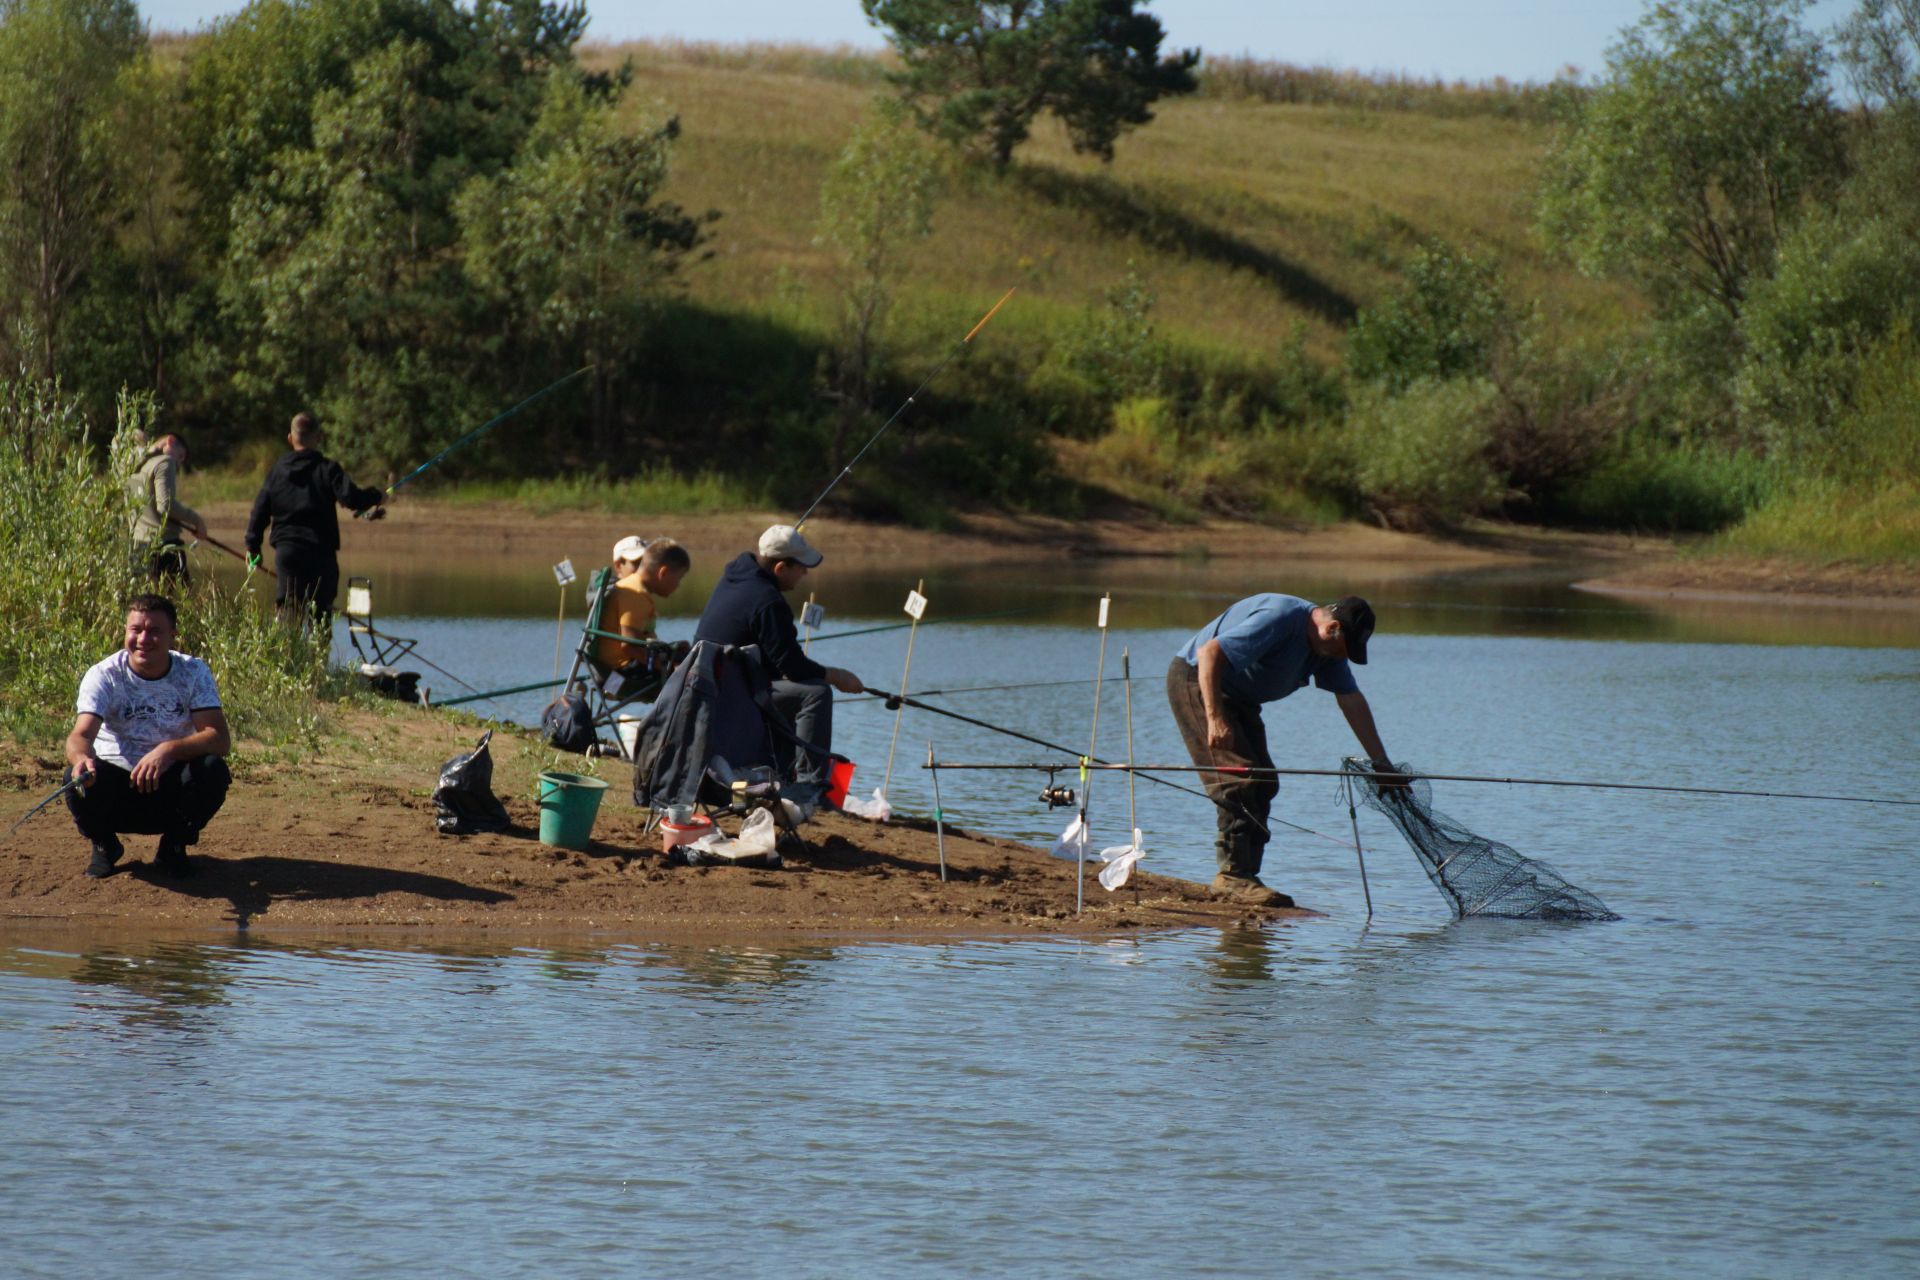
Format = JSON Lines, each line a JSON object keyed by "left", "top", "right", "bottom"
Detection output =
{"left": 1368, "top": 759, "right": 1411, "bottom": 794}
{"left": 1205, "top": 710, "right": 1234, "bottom": 750}
{"left": 826, "top": 667, "right": 864, "bottom": 696}
{"left": 130, "top": 742, "right": 178, "bottom": 793}
{"left": 70, "top": 754, "right": 98, "bottom": 787}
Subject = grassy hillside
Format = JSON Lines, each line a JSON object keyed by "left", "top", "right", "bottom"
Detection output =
{"left": 586, "top": 41, "right": 1637, "bottom": 366}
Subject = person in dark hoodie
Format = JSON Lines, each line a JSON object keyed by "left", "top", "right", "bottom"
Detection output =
{"left": 243, "top": 412, "right": 385, "bottom": 624}
{"left": 693, "top": 524, "right": 863, "bottom": 806}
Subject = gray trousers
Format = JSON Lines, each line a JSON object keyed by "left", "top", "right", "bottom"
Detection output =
{"left": 770, "top": 679, "right": 832, "bottom": 787}
{"left": 1166, "top": 657, "right": 1278, "bottom": 878}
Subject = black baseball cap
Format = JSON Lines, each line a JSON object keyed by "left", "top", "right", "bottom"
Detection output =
{"left": 1329, "top": 596, "right": 1375, "bottom": 664}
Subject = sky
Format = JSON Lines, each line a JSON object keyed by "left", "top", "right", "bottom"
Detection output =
{"left": 139, "top": 0, "right": 1864, "bottom": 85}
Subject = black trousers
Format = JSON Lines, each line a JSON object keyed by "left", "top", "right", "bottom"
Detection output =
{"left": 274, "top": 542, "right": 341, "bottom": 624}
{"left": 67, "top": 757, "right": 230, "bottom": 848}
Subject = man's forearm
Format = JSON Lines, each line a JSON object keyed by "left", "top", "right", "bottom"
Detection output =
{"left": 168, "top": 724, "right": 230, "bottom": 762}
{"left": 64, "top": 729, "right": 96, "bottom": 769}
{"left": 1337, "top": 692, "right": 1390, "bottom": 763}
{"left": 1196, "top": 641, "right": 1227, "bottom": 722}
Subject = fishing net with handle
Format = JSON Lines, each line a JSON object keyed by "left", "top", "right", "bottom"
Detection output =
{"left": 1344, "top": 759, "right": 1620, "bottom": 922}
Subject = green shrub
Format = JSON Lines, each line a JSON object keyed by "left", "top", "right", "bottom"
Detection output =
{"left": 1347, "top": 244, "right": 1510, "bottom": 392}
{"left": 1550, "top": 434, "right": 1771, "bottom": 531}
{"left": 1345, "top": 377, "right": 1505, "bottom": 527}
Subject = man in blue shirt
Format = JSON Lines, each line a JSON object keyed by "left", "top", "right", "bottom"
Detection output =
{"left": 1167, "top": 594, "right": 1399, "bottom": 907}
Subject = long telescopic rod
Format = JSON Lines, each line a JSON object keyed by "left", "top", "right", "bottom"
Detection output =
{"left": 920, "top": 760, "right": 1920, "bottom": 809}
{"left": 372, "top": 366, "right": 594, "bottom": 507}
{"left": 793, "top": 289, "right": 1014, "bottom": 531}
{"left": 196, "top": 531, "right": 249, "bottom": 563}
{"left": 869, "top": 687, "right": 1268, "bottom": 836}
{"left": 8, "top": 775, "right": 86, "bottom": 836}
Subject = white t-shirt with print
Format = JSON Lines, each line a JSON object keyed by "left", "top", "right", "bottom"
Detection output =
{"left": 75, "top": 649, "right": 223, "bottom": 770}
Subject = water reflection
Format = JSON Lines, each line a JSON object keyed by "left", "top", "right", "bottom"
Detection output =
{"left": 4, "top": 939, "right": 236, "bottom": 1034}
{"left": 200, "top": 550, "right": 1920, "bottom": 650}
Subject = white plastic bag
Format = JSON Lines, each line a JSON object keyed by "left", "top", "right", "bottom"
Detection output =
{"left": 1050, "top": 815, "right": 1088, "bottom": 860}
{"left": 1097, "top": 829, "right": 1147, "bottom": 891}
{"left": 686, "top": 807, "right": 778, "bottom": 863}
{"left": 839, "top": 787, "right": 892, "bottom": 822}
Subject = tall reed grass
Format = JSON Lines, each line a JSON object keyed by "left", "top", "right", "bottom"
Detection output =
{"left": 0, "top": 381, "right": 342, "bottom": 747}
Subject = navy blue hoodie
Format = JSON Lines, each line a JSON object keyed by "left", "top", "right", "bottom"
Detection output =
{"left": 693, "top": 552, "right": 826, "bottom": 683}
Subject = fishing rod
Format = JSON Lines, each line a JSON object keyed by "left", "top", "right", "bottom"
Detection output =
{"left": 8, "top": 775, "right": 86, "bottom": 837}
{"left": 193, "top": 531, "right": 249, "bottom": 563}
{"left": 922, "top": 760, "right": 1920, "bottom": 809}
{"left": 356, "top": 366, "right": 594, "bottom": 516}
{"left": 808, "top": 606, "right": 1038, "bottom": 645}
{"left": 842, "top": 672, "right": 1151, "bottom": 704}
{"left": 868, "top": 686, "right": 1272, "bottom": 838}
{"left": 793, "top": 288, "right": 1015, "bottom": 531}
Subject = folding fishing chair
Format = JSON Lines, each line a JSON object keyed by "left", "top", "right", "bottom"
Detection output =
{"left": 553, "top": 567, "right": 683, "bottom": 760}
{"left": 629, "top": 640, "right": 814, "bottom": 847}
{"left": 344, "top": 576, "right": 423, "bottom": 702}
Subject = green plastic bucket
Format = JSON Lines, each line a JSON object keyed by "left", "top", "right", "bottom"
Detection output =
{"left": 537, "top": 771, "right": 609, "bottom": 850}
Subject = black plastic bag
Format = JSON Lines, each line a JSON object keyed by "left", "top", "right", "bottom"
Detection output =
{"left": 540, "top": 691, "right": 597, "bottom": 754}
{"left": 433, "top": 730, "right": 511, "bottom": 835}
{"left": 360, "top": 668, "right": 421, "bottom": 704}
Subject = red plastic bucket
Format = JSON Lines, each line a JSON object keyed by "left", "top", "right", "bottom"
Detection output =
{"left": 825, "top": 756, "right": 855, "bottom": 809}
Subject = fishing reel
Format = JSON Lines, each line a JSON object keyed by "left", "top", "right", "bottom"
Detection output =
{"left": 1039, "top": 784, "right": 1078, "bottom": 810}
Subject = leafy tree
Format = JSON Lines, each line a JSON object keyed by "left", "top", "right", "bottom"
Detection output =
{"left": 860, "top": 0, "right": 1199, "bottom": 170}
{"left": 458, "top": 71, "right": 712, "bottom": 454}
{"left": 0, "top": 0, "right": 143, "bottom": 386}
{"left": 1537, "top": 0, "right": 1845, "bottom": 322}
{"left": 183, "top": 0, "right": 616, "bottom": 467}
{"left": 813, "top": 101, "right": 942, "bottom": 467}
{"left": 1835, "top": 0, "right": 1920, "bottom": 107}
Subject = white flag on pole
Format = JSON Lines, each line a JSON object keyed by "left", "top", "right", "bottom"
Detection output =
{"left": 1050, "top": 815, "right": 1088, "bottom": 860}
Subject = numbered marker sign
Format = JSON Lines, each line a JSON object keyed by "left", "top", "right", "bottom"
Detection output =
{"left": 800, "top": 602, "right": 825, "bottom": 630}
{"left": 904, "top": 589, "right": 928, "bottom": 620}
{"left": 1097, "top": 596, "right": 1110, "bottom": 628}
{"left": 553, "top": 558, "right": 576, "bottom": 586}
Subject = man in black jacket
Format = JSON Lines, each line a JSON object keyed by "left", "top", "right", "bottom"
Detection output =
{"left": 693, "top": 524, "right": 863, "bottom": 803}
{"left": 243, "top": 412, "right": 385, "bottom": 624}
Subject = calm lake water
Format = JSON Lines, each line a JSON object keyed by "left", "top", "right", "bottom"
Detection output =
{"left": 5, "top": 558, "right": 1917, "bottom": 1277}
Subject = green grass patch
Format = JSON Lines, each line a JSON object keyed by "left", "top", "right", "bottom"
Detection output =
{"left": 1712, "top": 479, "right": 1920, "bottom": 565}
{"left": 1546, "top": 438, "right": 1773, "bottom": 533}
{"left": 429, "top": 466, "right": 773, "bottom": 516}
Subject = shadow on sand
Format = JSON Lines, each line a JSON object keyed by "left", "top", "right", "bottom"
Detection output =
{"left": 131, "top": 855, "right": 512, "bottom": 927}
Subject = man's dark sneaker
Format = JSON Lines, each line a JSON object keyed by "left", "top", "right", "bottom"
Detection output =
{"left": 1211, "top": 873, "right": 1294, "bottom": 909}
{"left": 154, "top": 838, "right": 197, "bottom": 879}
{"left": 84, "top": 840, "right": 123, "bottom": 879}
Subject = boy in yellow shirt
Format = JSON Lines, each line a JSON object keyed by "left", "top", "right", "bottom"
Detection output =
{"left": 596, "top": 537, "right": 691, "bottom": 674}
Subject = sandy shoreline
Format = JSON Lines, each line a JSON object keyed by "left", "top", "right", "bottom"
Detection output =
{"left": 1, "top": 709, "right": 1306, "bottom": 936}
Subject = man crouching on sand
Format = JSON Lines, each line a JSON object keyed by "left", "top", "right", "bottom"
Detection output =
{"left": 64, "top": 594, "right": 231, "bottom": 879}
